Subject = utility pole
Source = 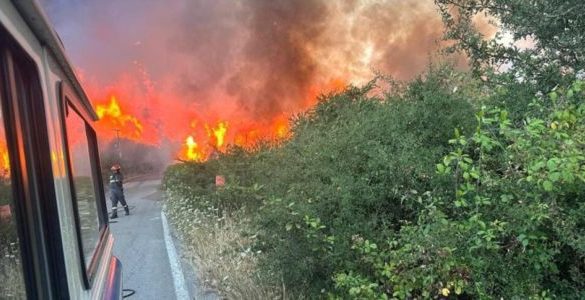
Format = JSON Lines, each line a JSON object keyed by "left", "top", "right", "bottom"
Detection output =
{"left": 114, "top": 128, "right": 122, "bottom": 160}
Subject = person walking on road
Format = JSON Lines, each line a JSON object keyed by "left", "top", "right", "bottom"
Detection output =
{"left": 109, "top": 164, "right": 129, "bottom": 219}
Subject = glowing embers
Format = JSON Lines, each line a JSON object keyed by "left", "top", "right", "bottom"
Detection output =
{"left": 94, "top": 96, "right": 143, "bottom": 140}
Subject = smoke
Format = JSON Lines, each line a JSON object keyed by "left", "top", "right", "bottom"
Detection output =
{"left": 99, "top": 138, "right": 173, "bottom": 177}
{"left": 40, "top": 0, "right": 457, "bottom": 156}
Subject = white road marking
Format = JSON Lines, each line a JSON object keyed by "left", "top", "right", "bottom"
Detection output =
{"left": 161, "top": 209, "right": 190, "bottom": 299}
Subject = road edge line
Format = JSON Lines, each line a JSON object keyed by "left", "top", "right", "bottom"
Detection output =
{"left": 161, "top": 208, "right": 190, "bottom": 300}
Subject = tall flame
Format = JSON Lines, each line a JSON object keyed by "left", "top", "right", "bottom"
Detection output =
{"left": 83, "top": 72, "right": 347, "bottom": 162}
{"left": 94, "top": 96, "right": 144, "bottom": 141}
{"left": 176, "top": 78, "right": 346, "bottom": 161}
{"left": 206, "top": 121, "right": 228, "bottom": 149}
{"left": 180, "top": 121, "right": 229, "bottom": 161}
{"left": 184, "top": 135, "right": 203, "bottom": 161}
{"left": 212, "top": 122, "right": 228, "bottom": 148}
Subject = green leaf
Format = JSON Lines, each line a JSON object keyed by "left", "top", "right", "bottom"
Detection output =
{"left": 549, "top": 91, "right": 558, "bottom": 101}
{"left": 455, "top": 286, "right": 462, "bottom": 295}
{"left": 470, "top": 171, "right": 480, "bottom": 179}
{"left": 573, "top": 81, "right": 583, "bottom": 92}
{"left": 549, "top": 172, "right": 561, "bottom": 182}
{"left": 546, "top": 159, "right": 557, "bottom": 171}
{"left": 531, "top": 161, "right": 546, "bottom": 171}
{"left": 543, "top": 180, "right": 553, "bottom": 191}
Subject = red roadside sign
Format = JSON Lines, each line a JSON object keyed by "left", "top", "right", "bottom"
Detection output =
{"left": 215, "top": 175, "right": 225, "bottom": 187}
{"left": 0, "top": 204, "right": 11, "bottom": 222}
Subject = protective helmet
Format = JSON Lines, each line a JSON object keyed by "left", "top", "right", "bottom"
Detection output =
{"left": 111, "top": 164, "right": 121, "bottom": 171}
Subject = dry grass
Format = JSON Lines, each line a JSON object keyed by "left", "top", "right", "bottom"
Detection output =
{"left": 164, "top": 190, "right": 286, "bottom": 299}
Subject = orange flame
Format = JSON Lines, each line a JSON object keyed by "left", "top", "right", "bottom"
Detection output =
{"left": 83, "top": 76, "right": 347, "bottom": 162}
{"left": 184, "top": 135, "right": 203, "bottom": 161}
{"left": 181, "top": 121, "right": 228, "bottom": 161}
{"left": 212, "top": 121, "right": 228, "bottom": 148}
{"left": 272, "top": 116, "right": 289, "bottom": 139}
{"left": 205, "top": 121, "right": 229, "bottom": 149}
{"left": 176, "top": 78, "right": 346, "bottom": 161}
{"left": 94, "top": 96, "right": 144, "bottom": 141}
{"left": 178, "top": 118, "right": 290, "bottom": 161}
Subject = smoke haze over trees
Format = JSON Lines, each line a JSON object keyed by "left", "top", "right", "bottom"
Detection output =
{"left": 41, "top": 0, "right": 474, "bottom": 147}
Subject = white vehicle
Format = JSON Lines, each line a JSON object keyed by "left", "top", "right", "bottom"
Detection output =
{"left": 0, "top": 1, "right": 122, "bottom": 299}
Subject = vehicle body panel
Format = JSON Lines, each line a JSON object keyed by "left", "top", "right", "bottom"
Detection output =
{"left": 0, "top": 1, "right": 121, "bottom": 298}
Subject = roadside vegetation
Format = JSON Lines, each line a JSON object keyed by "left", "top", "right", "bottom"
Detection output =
{"left": 164, "top": 1, "right": 585, "bottom": 298}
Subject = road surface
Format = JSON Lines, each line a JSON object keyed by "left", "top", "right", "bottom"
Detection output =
{"left": 108, "top": 179, "right": 218, "bottom": 300}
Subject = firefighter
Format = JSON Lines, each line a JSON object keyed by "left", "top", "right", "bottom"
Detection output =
{"left": 109, "top": 164, "right": 129, "bottom": 219}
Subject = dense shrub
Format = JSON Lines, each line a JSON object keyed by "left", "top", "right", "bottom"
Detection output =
{"left": 164, "top": 66, "right": 480, "bottom": 297}
{"left": 164, "top": 70, "right": 585, "bottom": 299}
{"left": 333, "top": 81, "right": 585, "bottom": 299}
{"left": 249, "top": 69, "right": 477, "bottom": 295}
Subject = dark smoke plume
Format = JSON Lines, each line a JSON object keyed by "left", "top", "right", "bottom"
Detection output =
{"left": 40, "top": 0, "right": 467, "bottom": 147}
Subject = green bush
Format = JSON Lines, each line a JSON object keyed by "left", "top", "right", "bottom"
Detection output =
{"left": 163, "top": 68, "right": 585, "bottom": 298}
{"left": 164, "top": 66, "right": 478, "bottom": 297}
{"left": 249, "top": 69, "right": 477, "bottom": 295}
{"left": 333, "top": 81, "right": 585, "bottom": 299}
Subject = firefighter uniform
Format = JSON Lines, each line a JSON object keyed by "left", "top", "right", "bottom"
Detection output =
{"left": 109, "top": 165, "right": 129, "bottom": 218}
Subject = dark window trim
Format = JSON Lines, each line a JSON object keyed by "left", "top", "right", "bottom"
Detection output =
{"left": 0, "top": 24, "right": 69, "bottom": 299}
{"left": 0, "top": 40, "right": 39, "bottom": 300}
{"left": 58, "top": 82, "right": 109, "bottom": 289}
{"left": 86, "top": 121, "right": 108, "bottom": 226}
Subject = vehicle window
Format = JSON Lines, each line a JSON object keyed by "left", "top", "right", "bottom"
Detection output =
{"left": 64, "top": 105, "right": 101, "bottom": 266}
{"left": 0, "top": 89, "right": 26, "bottom": 298}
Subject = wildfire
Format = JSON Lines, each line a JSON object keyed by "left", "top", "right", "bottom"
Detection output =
{"left": 207, "top": 121, "right": 229, "bottom": 148}
{"left": 178, "top": 117, "right": 292, "bottom": 161}
{"left": 84, "top": 74, "right": 347, "bottom": 163}
{"left": 180, "top": 121, "right": 228, "bottom": 161}
{"left": 49, "top": 0, "right": 466, "bottom": 166}
{"left": 234, "top": 129, "right": 260, "bottom": 148}
{"left": 184, "top": 136, "right": 203, "bottom": 161}
{"left": 273, "top": 117, "right": 290, "bottom": 139}
{"left": 177, "top": 78, "right": 345, "bottom": 162}
{"left": 94, "top": 96, "right": 144, "bottom": 141}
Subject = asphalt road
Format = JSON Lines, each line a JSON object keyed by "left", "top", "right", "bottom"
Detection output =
{"left": 108, "top": 179, "right": 219, "bottom": 300}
